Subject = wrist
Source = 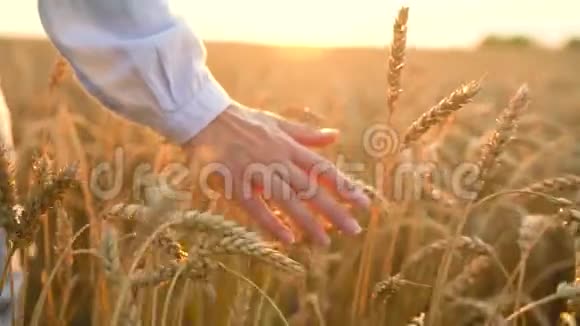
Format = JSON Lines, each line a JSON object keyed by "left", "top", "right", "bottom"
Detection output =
{"left": 182, "top": 103, "right": 239, "bottom": 150}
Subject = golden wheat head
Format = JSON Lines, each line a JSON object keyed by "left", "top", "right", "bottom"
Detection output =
{"left": 400, "top": 236, "right": 493, "bottom": 276}
{"left": 175, "top": 210, "right": 305, "bottom": 275}
{"left": 476, "top": 84, "right": 530, "bottom": 196}
{"left": 387, "top": 7, "right": 409, "bottom": 117}
{"left": 403, "top": 80, "right": 481, "bottom": 148}
{"left": 519, "top": 174, "right": 580, "bottom": 195}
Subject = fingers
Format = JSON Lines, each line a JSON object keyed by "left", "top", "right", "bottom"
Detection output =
{"left": 276, "top": 117, "right": 339, "bottom": 147}
{"left": 232, "top": 164, "right": 294, "bottom": 244}
{"left": 270, "top": 174, "right": 330, "bottom": 246}
{"left": 285, "top": 164, "right": 362, "bottom": 235}
{"left": 291, "top": 147, "right": 371, "bottom": 208}
{"left": 238, "top": 195, "right": 295, "bottom": 245}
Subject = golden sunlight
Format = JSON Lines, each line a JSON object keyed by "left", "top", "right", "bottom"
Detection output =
{"left": 1, "top": 0, "right": 579, "bottom": 47}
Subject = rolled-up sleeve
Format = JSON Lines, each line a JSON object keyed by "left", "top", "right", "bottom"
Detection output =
{"left": 38, "top": 0, "right": 232, "bottom": 144}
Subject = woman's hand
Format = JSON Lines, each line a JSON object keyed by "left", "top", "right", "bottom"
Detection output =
{"left": 183, "top": 104, "right": 369, "bottom": 246}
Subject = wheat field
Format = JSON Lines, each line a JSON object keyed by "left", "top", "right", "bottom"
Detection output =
{"left": 0, "top": 8, "right": 580, "bottom": 326}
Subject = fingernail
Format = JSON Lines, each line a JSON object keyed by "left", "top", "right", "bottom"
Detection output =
{"left": 353, "top": 190, "right": 371, "bottom": 208}
{"left": 345, "top": 218, "right": 362, "bottom": 235}
{"left": 320, "top": 128, "right": 339, "bottom": 135}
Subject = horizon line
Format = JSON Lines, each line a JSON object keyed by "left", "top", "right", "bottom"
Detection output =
{"left": 1, "top": 32, "right": 578, "bottom": 50}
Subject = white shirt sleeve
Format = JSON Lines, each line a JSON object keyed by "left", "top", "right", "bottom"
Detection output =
{"left": 38, "top": 0, "right": 232, "bottom": 144}
{"left": 0, "top": 81, "right": 15, "bottom": 162}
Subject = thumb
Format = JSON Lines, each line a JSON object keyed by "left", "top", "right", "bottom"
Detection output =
{"left": 276, "top": 118, "right": 339, "bottom": 147}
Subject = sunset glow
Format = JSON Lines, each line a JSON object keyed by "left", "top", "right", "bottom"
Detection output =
{"left": 1, "top": 0, "right": 579, "bottom": 48}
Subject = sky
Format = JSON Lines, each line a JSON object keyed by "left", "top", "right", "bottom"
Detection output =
{"left": 0, "top": 1, "right": 579, "bottom": 48}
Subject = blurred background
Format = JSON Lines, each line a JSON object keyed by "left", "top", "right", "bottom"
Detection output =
{"left": 2, "top": 0, "right": 580, "bottom": 48}
{"left": 0, "top": 1, "right": 579, "bottom": 326}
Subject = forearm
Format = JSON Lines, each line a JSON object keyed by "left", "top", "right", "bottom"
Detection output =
{"left": 38, "top": 0, "right": 231, "bottom": 144}
{"left": 0, "top": 81, "right": 14, "bottom": 162}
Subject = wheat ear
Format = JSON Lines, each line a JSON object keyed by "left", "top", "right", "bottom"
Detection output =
{"left": 171, "top": 210, "right": 305, "bottom": 275}
{"left": 130, "top": 246, "right": 217, "bottom": 287}
{"left": 476, "top": 85, "right": 530, "bottom": 196}
{"left": 387, "top": 7, "right": 409, "bottom": 118}
{"left": 402, "top": 80, "right": 481, "bottom": 148}
{"left": 372, "top": 274, "right": 430, "bottom": 302}
{"left": 519, "top": 174, "right": 580, "bottom": 195}
{"left": 25, "top": 163, "right": 78, "bottom": 218}
{"left": 107, "top": 203, "right": 188, "bottom": 261}
{"left": 400, "top": 236, "right": 493, "bottom": 276}
{"left": 12, "top": 163, "right": 77, "bottom": 248}
{"left": 109, "top": 203, "right": 304, "bottom": 274}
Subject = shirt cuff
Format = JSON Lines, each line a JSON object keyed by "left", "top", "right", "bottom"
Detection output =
{"left": 158, "top": 72, "right": 231, "bottom": 144}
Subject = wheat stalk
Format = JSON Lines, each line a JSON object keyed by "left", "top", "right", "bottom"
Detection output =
{"left": 507, "top": 282, "right": 580, "bottom": 322}
{"left": 101, "top": 228, "right": 122, "bottom": 282}
{"left": 519, "top": 174, "right": 580, "bottom": 194}
{"left": 372, "top": 236, "right": 495, "bottom": 321}
{"left": 439, "top": 257, "right": 511, "bottom": 325}
{"left": 100, "top": 228, "right": 142, "bottom": 326}
{"left": 228, "top": 282, "right": 253, "bottom": 326}
{"left": 400, "top": 236, "right": 493, "bottom": 275}
{"left": 402, "top": 80, "right": 481, "bottom": 148}
{"left": 514, "top": 214, "right": 562, "bottom": 321}
{"left": 54, "top": 203, "right": 74, "bottom": 277}
{"left": 476, "top": 85, "right": 530, "bottom": 196}
{"left": 387, "top": 7, "right": 409, "bottom": 118}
